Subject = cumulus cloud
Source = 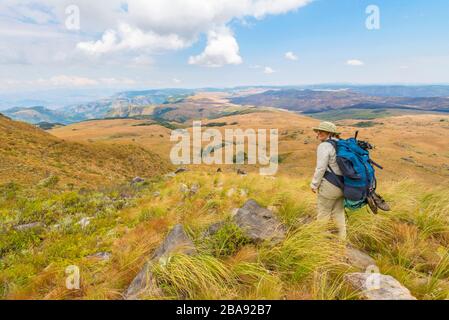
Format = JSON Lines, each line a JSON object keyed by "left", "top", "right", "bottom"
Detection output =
{"left": 19, "top": 0, "right": 313, "bottom": 66}
{"left": 346, "top": 59, "right": 364, "bottom": 66}
{"left": 77, "top": 23, "right": 189, "bottom": 55}
{"left": 188, "top": 27, "right": 242, "bottom": 67}
{"left": 285, "top": 51, "right": 298, "bottom": 61}
{"left": 263, "top": 66, "right": 275, "bottom": 74}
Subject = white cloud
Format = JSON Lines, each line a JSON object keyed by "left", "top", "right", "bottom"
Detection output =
{"left": 66, "top": 0, "right": 311, "bottom": 65}
{"left": 285, "top": 51, "right": 298, "bottom": 61}
{"left": 346, "top": 59, "right": 364, "bottom": 66}
{"left": 173, "top": 78, "right": 181, "bottom": 84}
{"left": 264, "top": 66, "right": 275, "bottom": 74}
{"left": 188, "top": 27, "right": 242, "bottom": 67}
{"left": 77, "top": 23, "right": 189, "bottom": 55}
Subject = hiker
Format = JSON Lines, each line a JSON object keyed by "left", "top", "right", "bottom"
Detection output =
{"left": 310, "top": 122, "right": 346, "bottom": 240}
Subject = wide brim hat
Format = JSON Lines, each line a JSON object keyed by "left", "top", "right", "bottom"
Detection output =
{"left": 313, "top": 121, "right": 340, "bottom": 135}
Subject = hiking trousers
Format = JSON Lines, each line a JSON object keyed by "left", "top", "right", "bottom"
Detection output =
{"left": 317, "top": 179, "right": 346, "bottom": 240}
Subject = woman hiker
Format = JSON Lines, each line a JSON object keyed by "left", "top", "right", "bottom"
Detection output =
{"left": 310, "top": 121, "right": 346, "bottom": 240}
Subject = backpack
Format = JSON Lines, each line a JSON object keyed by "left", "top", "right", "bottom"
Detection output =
{"left": 327, "top": 132, "right": 382, "bottom": 210}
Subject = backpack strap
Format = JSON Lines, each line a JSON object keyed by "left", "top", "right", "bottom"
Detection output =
{"left": 324, "top": 139, "right": 344, "bottom": 190}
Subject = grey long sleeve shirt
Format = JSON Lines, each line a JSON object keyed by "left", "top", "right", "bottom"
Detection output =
{"left": 311, "top": 139, "right": 342, "bottom": 190}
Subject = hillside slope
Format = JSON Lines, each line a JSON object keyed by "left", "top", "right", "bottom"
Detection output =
{"left": 0, "top": 114, "right": 171, "bottom": 187}
{"left": 2, "top": 171, "right": 448, "bottom": 300}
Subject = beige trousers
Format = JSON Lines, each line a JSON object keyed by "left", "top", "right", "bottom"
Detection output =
{"left": 317, "top": 179, "right": 346, "bottom": 240}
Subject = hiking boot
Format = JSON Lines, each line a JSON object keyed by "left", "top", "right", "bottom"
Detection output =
{"left": 367, "top": 194, "right": 378, "bottom": 215}
{"left": 373, "top": 192, "right": 391, "bottom": 211}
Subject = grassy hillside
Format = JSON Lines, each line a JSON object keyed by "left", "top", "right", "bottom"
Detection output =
{"left": 1, "top": 171, "right": 448, "bottom": 300}
{"left": 0, "top": 114, "right": 172, "bottom": 187}
{"left": 2, "top": 109, "right": 449, "bottom": 300}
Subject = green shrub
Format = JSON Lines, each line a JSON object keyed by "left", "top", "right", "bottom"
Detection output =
{"left": 203, "top": 222, "right": 250, "bottom": 258}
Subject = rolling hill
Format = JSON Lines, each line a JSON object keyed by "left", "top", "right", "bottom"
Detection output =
{"left": 0, "top": 113, "right": 171, "bottom": 187}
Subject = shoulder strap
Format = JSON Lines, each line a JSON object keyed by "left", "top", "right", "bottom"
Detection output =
{"left": 326, "top": 139, "right": 338, "bottom": 151}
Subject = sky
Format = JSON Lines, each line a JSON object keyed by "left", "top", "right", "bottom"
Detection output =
{"left": 1, "top": 0, "right": 449, "bottom": 96}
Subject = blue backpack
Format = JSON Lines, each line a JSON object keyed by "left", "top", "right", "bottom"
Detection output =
{"left": 327, "top": 133, "right": 382, "bottom": 210}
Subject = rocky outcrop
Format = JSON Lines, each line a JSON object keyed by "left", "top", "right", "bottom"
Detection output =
{"left": 233, "top": 200, "right": 286, "bottom": 243}
{"left": 124, "top": 224, "right": 196, "bottom": 300}
{"left": 345, "top": 273, "right": 416, "bottom": 300}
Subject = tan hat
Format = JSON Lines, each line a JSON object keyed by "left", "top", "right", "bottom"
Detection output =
{"left": 313, "top": 121, "right": 340, "bottom": 135}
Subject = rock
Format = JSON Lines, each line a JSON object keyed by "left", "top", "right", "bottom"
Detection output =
{"left": 124, "top": 224, "right": 196, "bottom": 300}
{"left": 190, "top": 183, "right": 200, "bottom": 195}
{"left": 179, "top": 183, "right": 189, "bottom": 194}
{"left": 153, "top": 191, "right": 161, "bottom": 197}
{"left": 13, "top": 222, "right": 44, "bottom": 232}
{"left": 344, "top": 273, "right": 417, "bottom": 300}
{"left": 87, "top": 252, "right": 111, "bottom": 261}
{"left": 233, "top": 200, "right": 286, "bottom": 243}
{"left": 164, "top": 172, "right": 176, "bottom": 179}
{"left": 175, "top": 167, "right": 188, "bottom": 174}
{"left": 78, "top": 217, "right": 92, "bottom": 229}
{"left": 131, "top": 177, "right": 145, "bottom": 185}
{"left": 346, "top": 247, "right": 377, "bottom": 270}
{"left": 237, "top": 169, "right": 247, "bottom": 176}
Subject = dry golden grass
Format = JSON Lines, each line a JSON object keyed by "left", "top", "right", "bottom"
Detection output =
{"left": 0, "top": 115, "right": 172, "bottom": 187}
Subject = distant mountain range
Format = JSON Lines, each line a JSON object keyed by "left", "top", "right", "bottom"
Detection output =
{"left": 3, "top": 85, "right": 449, "bottom": 125}
{"left": 3, "top": 89, "right": 194, "bottom": 124}
{"left": 231, "top": 89, "right": 449, "bottom": 114}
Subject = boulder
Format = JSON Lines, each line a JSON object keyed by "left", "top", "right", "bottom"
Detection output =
{"left": 344, "top": 273, "right": 417, "bottom": 300}
{"left": 233, "top": 200, "right": 286, "bottom": 243}
{"left": 346, "top": 247, "right": 377, "bottom": 270}
{"left": 124, "top": 224, "right": 196, "bottom": 300}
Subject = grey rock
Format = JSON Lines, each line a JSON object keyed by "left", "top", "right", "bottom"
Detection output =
{"left": 175, "top": 167, "right": 188, "bottom": 174}
{"left": 153, "top": 191, "right": 161, "bottom": 197}
{"left": 179, "top": 183, "right": 189, "bottom": 194}
{"left": 164, "top": 172, "right": 176, "bottom": 179}
{"left": 344, "top": 273, "right": 417, "bottom": 300}
{"left": 131, "top": 177, "right": 145, "bottom": 184}
{"left": 13, "top": 222, "right": 44, "bottom": 232}
{"left": 87, "top": 252, "right": 111, "bottom": 261}
{"left": 237, "top": 169, "right": 247, "bottom": 175}
{"left": 190, "top": 183, "right": 200, "bottom": 195}
{"left": 124, "top": 224, "right": 196, "bottom": 300}
{"left": 346, "top": 247, "right": 377, "bottom": 270}
{"left": 233, "top": 200, "right": 286, "bottom": 243}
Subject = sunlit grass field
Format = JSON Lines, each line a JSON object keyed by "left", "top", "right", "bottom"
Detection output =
{"left": 1, "top": 171, "right": 448, "bottom": 300}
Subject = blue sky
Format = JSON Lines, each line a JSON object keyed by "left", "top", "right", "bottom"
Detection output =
{"left": 1, "top": 0, "right": 449, "bottom": 95}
